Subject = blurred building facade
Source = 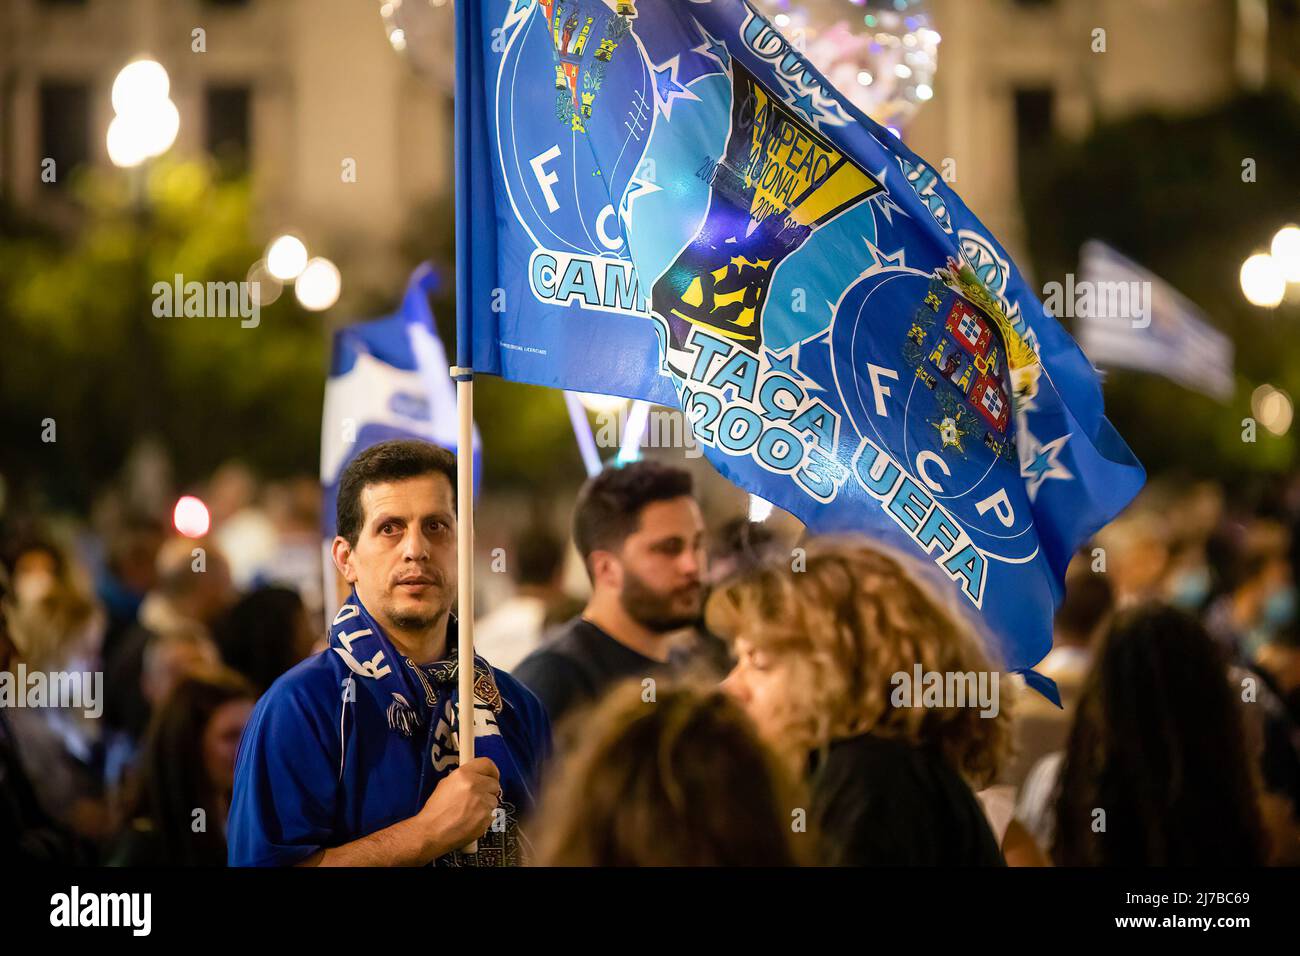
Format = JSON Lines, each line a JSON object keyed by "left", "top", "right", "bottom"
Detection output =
{"left": 0, "top": 0, "right": 452, "bottom": 294}
{"left": 1, "top": 0, "right": 1296, "bottom": 290}
{"left": 905, "top": 0, "right": 1294, "bottom": 269}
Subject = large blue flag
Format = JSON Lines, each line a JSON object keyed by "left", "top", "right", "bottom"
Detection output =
{"left": 457, "top": 0, "right": 1144, "bottom": 695}
{"left": 321, "top": 263, "right": 479, "bottom": 618}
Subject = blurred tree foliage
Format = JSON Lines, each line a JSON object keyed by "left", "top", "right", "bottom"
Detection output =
{"left": 1020, "top": 90, "right": 1300, "bottom": 482}
{"left": 0, "top": 160, "right": 323, "bottom": 512}
{"left": 0, "top": 163, "right": 588, "bottom": 516}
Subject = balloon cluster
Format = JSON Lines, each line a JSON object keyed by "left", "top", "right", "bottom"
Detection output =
{"left": 752, "top": 0, "right": 940, "bottom": 133}
{"left": 379, "top": 0, "right": 454, "bottom": 90}
{"left": 378, "top": 1, "right": 939, "bottom": 131}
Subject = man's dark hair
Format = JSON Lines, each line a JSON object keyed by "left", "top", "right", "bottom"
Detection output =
{"left": 336, "top": 440, "right": 457, "bottom": 546}
{"left": 516, "top": 526, "right": 564, "bottom": 587}
{"left": 572, "top": 461, "right": 693, "bottom": 574}
{"left": 711, "top": 515, "right": 778, "bottom": 566}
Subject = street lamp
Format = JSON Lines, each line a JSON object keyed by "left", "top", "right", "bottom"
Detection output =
{"left": 1240, "top": 224, "right": 1300, "bottom": 309}
{"left": 107, "top": 58, "right": 179, "bottom": 168}
{"left": 265, "top": 235, "right": 309, "bottom": 282}
{"left": 1240, "top": 252, "right": 1286, "bottom": 309}
{"left": 1271, "top": 225, "right": 1300, "bottom": 283}
{"left": 295, "top": 257, "right": 342, "bottom": 311}
{"left": 1251, "top": 384, "right": 1294, "bottom": 436}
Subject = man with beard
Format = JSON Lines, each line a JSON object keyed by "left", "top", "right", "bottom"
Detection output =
{"left": 228, "top": 440, "right": 550, "bottom": 866}
{"left": 515, "top": 461, "right": 706, "bottom": 726}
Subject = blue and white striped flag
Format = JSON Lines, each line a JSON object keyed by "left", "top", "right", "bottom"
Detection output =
{"left": 1075, "top": 241, "right": 1234, "bottom": 402}
{"left": 320, "top": 263, "right": 479, "bottom": 619}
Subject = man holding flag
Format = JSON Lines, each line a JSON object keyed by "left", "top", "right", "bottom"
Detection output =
{"left": 455, "top": 0, "right": 1145, "bottom": 697}
{"left": 228, "top": 445, "right": 550, "bottom": 864}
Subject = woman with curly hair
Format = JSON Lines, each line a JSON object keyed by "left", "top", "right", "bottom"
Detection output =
{"left": 706, "top": 536, "right": 1012, "bottom": 865}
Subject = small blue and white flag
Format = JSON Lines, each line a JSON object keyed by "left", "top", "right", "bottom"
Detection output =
{"left": 1076, "top": 240, "right": 1234, "bottom": 402}
{"left": 320, "top": 263, "right": 479, "bottom": 618}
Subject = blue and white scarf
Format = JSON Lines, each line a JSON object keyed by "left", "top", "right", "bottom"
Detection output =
{"left": 328, "top": 590, "right": 528, "bottom": 865}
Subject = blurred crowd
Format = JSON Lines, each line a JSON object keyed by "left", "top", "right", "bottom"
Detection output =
{"left": 2, "top": 454, "right": 1300, "bottom": 866}
{"left": 0, "top": 462, "right": 322, "bottom": 864}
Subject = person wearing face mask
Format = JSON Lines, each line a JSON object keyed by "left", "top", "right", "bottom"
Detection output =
{"left": 514, "top": 461, "right": 708, "bottom": 729}
{"left": 1162, "top": 481, "right": 1225, "bottom": 614}
{"left": 1204, "top": 520, "right": 1295, "bottom": 667}
{"left": 1166, "top": 558, "right": 1214, "bottom": 612}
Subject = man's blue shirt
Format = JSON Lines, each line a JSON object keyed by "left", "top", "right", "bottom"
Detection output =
{"left": 228, "top": 606, "right": 551, "bottom": 867}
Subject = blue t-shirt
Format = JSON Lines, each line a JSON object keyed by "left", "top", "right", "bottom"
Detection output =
{"left": 228, "top": 598, "right": 551, "bottom": 866}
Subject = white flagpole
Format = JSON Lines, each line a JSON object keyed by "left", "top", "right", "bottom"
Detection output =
{"left": 454, "top": 370, "right": 476, "bottom": 855}
{"left": 564, "top": 391, "right": 603, "bottom": 478}
{"left": 617, "top": 399, "right": 651, "bottom": 464}
{"left": 453, "top": 0, "right": 478, "bottom": 856}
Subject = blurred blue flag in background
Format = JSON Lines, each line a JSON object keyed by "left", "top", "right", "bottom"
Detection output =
{"left": 321, "top": 263, "right": 478, "bottom": 618}
{"left": 1075, "top": 240, "right": 1234, "bottom": 403}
